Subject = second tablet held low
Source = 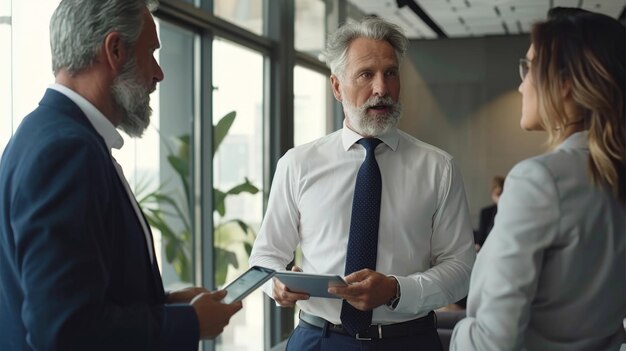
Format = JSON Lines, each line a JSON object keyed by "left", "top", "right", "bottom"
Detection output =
{"left": 273, "top": 271, "right": 348, "bottom": 299}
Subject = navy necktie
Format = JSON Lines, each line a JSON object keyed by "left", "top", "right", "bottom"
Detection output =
{"left": 340, "top": 138, "right": 382, "bottom": 336}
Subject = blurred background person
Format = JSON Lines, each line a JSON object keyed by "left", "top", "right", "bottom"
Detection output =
{"left": 473, "top": 175, "right": 504, "bottom": 252}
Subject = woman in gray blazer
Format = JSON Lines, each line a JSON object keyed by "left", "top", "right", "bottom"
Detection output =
{"left": 451, "top": 7, "right": 625, "bottom": 351}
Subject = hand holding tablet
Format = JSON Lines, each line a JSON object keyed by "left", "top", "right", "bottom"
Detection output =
{"left": 273, "top": 271, "right": 348, "bottom": 299}
{"left": 219, "top": 266, "right": 349, "bottom": 304}
{"left": 221, "top": 266, "right": 275, "bottom": 304}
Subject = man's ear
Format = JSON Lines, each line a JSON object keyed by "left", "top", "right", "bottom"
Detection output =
{"left": 330, "top": 74, "right": 342, "bottom": 102}
{"left": 102, "top": 32, "right": 127, "bottom": 75}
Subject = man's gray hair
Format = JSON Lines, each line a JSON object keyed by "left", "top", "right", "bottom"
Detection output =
{"left": 50, "top": 0, "right": 159, "bottom": 75}
{"left": 323, "top": 16, "right": 408, "bottom": 78}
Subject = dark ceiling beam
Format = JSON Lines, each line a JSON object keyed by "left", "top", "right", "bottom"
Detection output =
{"left": 396, "top": 0, "right": 448, "bottom": 38}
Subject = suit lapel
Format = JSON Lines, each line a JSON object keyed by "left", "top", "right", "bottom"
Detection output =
{"left": 41, "top": 88, "right": 167, "bottom": 299}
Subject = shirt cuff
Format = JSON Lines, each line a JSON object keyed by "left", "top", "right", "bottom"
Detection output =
{"left": 392, "top": 275, "right": 420, "bottom": 313}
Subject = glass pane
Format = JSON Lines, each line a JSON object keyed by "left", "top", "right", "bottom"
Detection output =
{"left": 0, "top": 0, "right": 9, "bottom": 14}
{"left": 214, "top": 0, "right": 264, "bottom": 36}
{"left": 7, "top": 0, "right": 61, "bottom": 156}
{"left": 114, "top": 20, "right": 196, "bottom": 290}
{"left": 213, "top": 37, "right": 264, "bottom": 351}
{"left": 294, "top": 65, "right": 329, "bottom": 146}
{"left": 295, "top": 0, "right": 326, "bottom": 59}
{"left": 0, "top": 4, "right": 12, "bottom": 156}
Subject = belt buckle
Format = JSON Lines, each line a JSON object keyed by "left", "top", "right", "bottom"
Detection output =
{"left": 355, "top": 333, "right": 372, "bottom": 341}
{"left": 355, "top": 325, "right": 382, "bottom": 340}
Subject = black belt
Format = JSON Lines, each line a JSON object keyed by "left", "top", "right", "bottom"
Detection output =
{"left": 299, "top": 310, "right": 435, "bottom": 340}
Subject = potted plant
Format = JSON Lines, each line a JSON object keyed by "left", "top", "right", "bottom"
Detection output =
{"left": 138, "top": 111, "right": 259, "bottom": 286}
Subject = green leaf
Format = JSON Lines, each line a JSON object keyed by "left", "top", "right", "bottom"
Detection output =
{"left": 135, "top": 110, "right": 263, "bottom": 286}
{"left": 146, "top": 212, "right": 178, "bottom": 243}
{"left": 214, "top": 188, "right": 227, "bottom": 216}
{"left": 214, "top": 178, "right": 259, "bottom": 216}
{"left": 167, "top": 152, "right": 191, "bottom": 208}
{"left": 214, "top": 247, "right": 238, "bottom": 286}
{"left": 176, "top": 134, "right": 191, "bottom": 160}
{"left": 214, "top": 221, "right": 252, "bottom": 246}
{"left": 244, "top": 242, "right": 253, "bottom": 257}
{"left": 177, "top": 254, "right": 191, "bottom": 283}
{"left": 225, "top": 178, "right": 259, "bottom": 196}
{"left": 165, "top": 241, "right": 177, "bottom": 262}
{"left": 231, "top": 219, "right": 255, "bottom": 241}
{"left": 213, "top": 111, "right": 236, "bottom": 156}
{"left": 150, "top": 193, "right": 191, "bottom": 231}
{"left": 234, "top": 220, "right": 249, "bottom": 235}
{"left": 167, "top": 155, "right": 189, "bottom": 178}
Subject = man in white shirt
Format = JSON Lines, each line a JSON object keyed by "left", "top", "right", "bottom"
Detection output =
{"left": 0, "top": 1, "right": 240, "bottom": 350}
{"left": 249, "top": 16, "right": 475, "bottom": 351}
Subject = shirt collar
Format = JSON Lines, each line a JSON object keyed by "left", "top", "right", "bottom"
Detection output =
{"left": 557, "top": 130, "right": 588, "bottom": 151}
{"left": 341, "top": 120, "right": 399, "bottom": 151}
{"left": 49, "top": 83, "right": 124, "bottom": 151}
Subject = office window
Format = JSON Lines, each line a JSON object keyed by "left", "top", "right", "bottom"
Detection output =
{"left": 114, "top": 20, "right": 196, "bottom": 289}
{"left": 0, "top": 2, "right": 12, "bottom": 156}
{"left": 2, "top": 0, "right": 199, "bottom": 292}
{"left": 214, "top": 0, "right": 264, "bottom": 36}
{"left": 294, "top": 65, "right": 330, "bottom": 146}
{"left": 2, "top": 1, "right": 61, "bottom": 156}
{"left": 2, "top": 1, "right": 346, "bottom": 349}
{"left": 213, "top": 37, "right": 265, "bottom": 351}
{"left": 295, "top": 0, "right": 326, "bottom": 59}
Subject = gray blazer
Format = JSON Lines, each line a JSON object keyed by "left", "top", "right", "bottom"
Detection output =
{"left": 451, "top": 131, "right": 625, "bottom": 351}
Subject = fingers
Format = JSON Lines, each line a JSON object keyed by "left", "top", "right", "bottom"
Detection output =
{"left": 331, "top": 269, "right": 374, "bottom": 295}
{"left": 272, "top": 277, "right": 309, "bottom": 307}
{"left": 167, "top": 286, "right": 210, "bottom": 303}
{"left": 344, "top": 268, "right": 374, "bottom": 283}
{"left": 210, "top": 290, "right": 228, "bottom": 301}
{"left": 273, "top": 290, "right": 309, "bottom": 307}
{"left": 291, "top": 266, "right": 303, "bottom": 272}
{"left": 329, "top": 270, "right": 392, "bottom": 311}
{"left": 192, "top": 287, "right": 210, "bottom": 295}
{"left": 192, "top": 292, "right": 243, "bottom": 340}
{"left": 189, "top": 292, "right": 206, "bottom": 305}
{"left": 224, "top": 300, "right": 243, "bottom": 314}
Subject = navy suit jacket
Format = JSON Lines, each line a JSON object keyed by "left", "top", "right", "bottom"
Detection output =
{"left": 473, "top": 204, "right": 497, "bottom": 247}
{"left": 0, "top": 89, "right": 198, "bottom": 350}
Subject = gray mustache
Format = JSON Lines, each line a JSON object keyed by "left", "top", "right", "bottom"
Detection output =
{"left": 363, "top": 96, "right": 396, "bottom": 109}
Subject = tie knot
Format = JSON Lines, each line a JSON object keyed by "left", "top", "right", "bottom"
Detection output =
{"left": 358, "top": 138, "right": 382, "bottom": 153}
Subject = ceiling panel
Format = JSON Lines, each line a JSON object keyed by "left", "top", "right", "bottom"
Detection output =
{"left": 347, "top": 0, "right": 625, "bottom": 39}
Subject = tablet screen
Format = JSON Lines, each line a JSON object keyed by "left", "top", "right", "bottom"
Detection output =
{"left": 222, "top": 266, "right": 275, "bottom": 304}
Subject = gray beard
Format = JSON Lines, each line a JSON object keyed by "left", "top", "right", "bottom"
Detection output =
{"left": 111, "top": 58, "right": 152, "bottom": 138}
{"left": 343, "top": 95, "right": 402, "bottom": 137}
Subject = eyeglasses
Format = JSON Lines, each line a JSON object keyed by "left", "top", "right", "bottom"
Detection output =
{"left": 519, "top": 58, "right": 531, "bottom": 81}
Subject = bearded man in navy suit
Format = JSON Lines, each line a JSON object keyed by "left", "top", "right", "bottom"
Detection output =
{"left": 0, "top": 1, "right": 241, "bottom": 350}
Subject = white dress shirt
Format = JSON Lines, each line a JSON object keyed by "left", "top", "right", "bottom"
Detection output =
{"left": 249, "top": 124, "right": 476, "bottom": 325}
{"left": 48, "top": 84, "right": 154, "bottom": 263}
{"left": 451, "top": 131, "right": 626, "bottom": 351}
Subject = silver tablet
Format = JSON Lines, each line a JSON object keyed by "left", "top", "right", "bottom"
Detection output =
{"left": 274, "top": 271, "right": 348, "bottom": 299}
{"left": 222, "top": 266, "right": 276, "bottom": 304}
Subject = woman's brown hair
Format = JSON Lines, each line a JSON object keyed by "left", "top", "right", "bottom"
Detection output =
{"left": 531, "top": 7, "right": 625, "bottom": 205}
